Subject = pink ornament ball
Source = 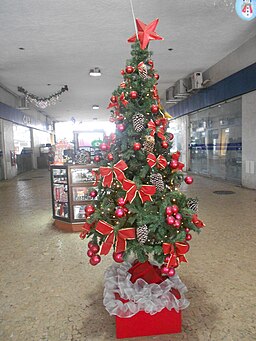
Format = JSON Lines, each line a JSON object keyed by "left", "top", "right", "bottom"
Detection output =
{"left": 100, "top": 143, "right": 107, "bottom": 151}
{"left": 168, "top": 268, "right": 176, "bottom": 277}
{"left": 113, "top": 252, "right": 124, "bottom": 263}
{"left": 166, "top": 215, "right": 175, "bottom": 225}
{"left": 173, "top": 219, "right": 181, "bottom": 228}
{"left": 165, "top": 206, "right": 173, "bottom": 216}
{"left": 117, "top": 124, "right": 125, "bottom": 132}
{"left": 186, "top": 233, "right": 192, "bottom": 241}
{"left": 90, "top": 190, "right": 98, "bottom": 198}
{"left": 90, "top": 244, "right": 100, "bottom": 254}
{"left": 175, "top": 213, "right": 182, "bottom": 220}
{"left": 88, "top": 241, "right": 94, "bottom": 249}
{"left": 184, "top": 176, "right": 193, "bottom": 185}
{"left": 115, "top": 207, "right": 125, "bottom": 218}
{"left": 171, "top": 205, "right": 179, "bottom": 214}
{"left": 90, "top": 255, "right": 101, "bottom": 266}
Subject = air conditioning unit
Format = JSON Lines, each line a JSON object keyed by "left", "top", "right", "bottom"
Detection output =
{"left": 173, "top": 79, "right": 189, "bottom": 98}
{"left": 165, "top": 86, "right": 175, "bottom": 101}
{"left": 187, "top": 72, "right": 203, "bottom": 92}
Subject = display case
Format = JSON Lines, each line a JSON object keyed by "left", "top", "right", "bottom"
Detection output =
{"left": 50, "top": 164, "right": 98, "bottom": 232}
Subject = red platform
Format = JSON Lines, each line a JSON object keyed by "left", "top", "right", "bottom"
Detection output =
{"left": 116, "top": 308, "right": 181, "bottom": 339}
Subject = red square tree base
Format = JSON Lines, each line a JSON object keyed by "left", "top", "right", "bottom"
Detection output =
{"left": 116, "top": 308, "right": 181, "bottom": 339}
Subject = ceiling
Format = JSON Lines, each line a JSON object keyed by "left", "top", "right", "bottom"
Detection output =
{"left": 0, "top": 0, "right": 255, "bottom": 124}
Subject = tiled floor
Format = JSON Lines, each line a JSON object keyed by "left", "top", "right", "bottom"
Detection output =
{"left": 0, "top": 169, "right": 255, "bottom": 341}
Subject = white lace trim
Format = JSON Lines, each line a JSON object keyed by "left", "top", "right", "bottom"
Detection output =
{"left": 103, "top": 262, "right": 189, "bottom": 317}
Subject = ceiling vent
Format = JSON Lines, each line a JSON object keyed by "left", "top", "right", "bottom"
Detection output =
{"left": 187, "top": 72, "right": 203, "bottom": 92}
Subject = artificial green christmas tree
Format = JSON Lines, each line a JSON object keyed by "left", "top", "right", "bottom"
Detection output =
{"left": 80, "top": 18, "right": 205, "bottom": 278}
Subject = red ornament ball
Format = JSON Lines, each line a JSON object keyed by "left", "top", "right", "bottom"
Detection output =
{"left": 121, "top": 69, "right": 125, "bottom": 75}
{"left": 107, "top": 153, "right": 114, "bottom": 161}
{"left": 175, "top": 213, "right": 182, "bottom": 220}
{"left": 130, "top": 91, "right": 138, "bottom": 99}
{"left": 94, "top": 155, "right": 101, "bottom": 163}
{"left": 161, "top": 141, "right": 169, "bottom": 149}
{"left": 147, "top": 60, "right": 154, "bottom": 68}
{"left": 100, "top": 143, "right": 108, "bottom": 151}
{"left": 161, "top": 265, "right": 170, "bottom": 275}
{"left": 115, "top": 207, "right": 125, "bottom": 218}
{"left": 166, "top": 215, "right": 175, "bottom": 225}
{"left": 133, "top": 142, "right": 142, "bottom": 151}
{"left": 154, "top": 73, "right": 159, "bottom": 80}
{"left": 171, "top": 205, "right": 179, "bottom": 214}
{"left": 117, "top": 124, "right": 125, "bottom": 132}
{"left": 90, "top": 255, "right": 101, "bottom": 266}
{"left": 117, "top": 197, "right": 126, "bottom": 206}
{"left": 173, "top": 219, "right": 181, "bottom": 228}
{"left": 117, "top": 115, "right": 124, "bottom": 121}
{"left": 184, "top": 176, "right": 193, "bottom": 185}
{"left": 90, "top": 244, "right": 100, "bottom": 254}
{"left": 165, "top": 206, "right": 173, "bottom": 216}
{"left": 186, "top": 233, "right": 192, "bottom": 241}
{"left": 185, "top": 227, "right": 190, "bottom": 233}
{"left": 170, "top": 159, "right": 178, "bottom": 169}
{"left": 85, "top": 204, "right": 95, "bottom": 216}
{"left": 88, "top": 241, "right": 94, "bottom": 249}
{"left": 87, "top": 249, "right": 94, "bottom": 258}
{"left": 168, "top": 268, "right": 175, "bottom": 277}
{"left": 113, "top": 252, "right": 124, "bottom": 263}
{"left": 151, "top": 104, "right": 159, "bottom": 114}
{"left": 126, "top": 66, "right": 134, "bottom": 74}
{"left": 169, "top": 133, "right": 174, "bottom": 141}
{"left": 89, "top": 190, "right": 98, "bottom": 198}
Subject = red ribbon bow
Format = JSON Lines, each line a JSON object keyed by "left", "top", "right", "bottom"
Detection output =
{"left": 79, "top": 222, "right": 94, "bottom": 239}
{"left": 119, "top": 92, "right": 129, "bottom": 106}
{"left": 95, "top": 220, "right": 135, "bottom": 255}
{"left": 162, "top": 242, "right": 190, "bottom": 268}
{"left": 192, "top": 214, "right": 205, "bottom": 228}
{"left": 147, "top": 153, "right": 167, "bottom": 169}
{"left": 152, "top": 85, "right": 159, "bottom": 100}
{"left": 148, "top": 120, "right": 166, "bottom": 141}
{"left": 99, "top": 160, "right": 128, "bottom": 187}
{"left": 122, "top": 178, "right": 156, "bottom": 203}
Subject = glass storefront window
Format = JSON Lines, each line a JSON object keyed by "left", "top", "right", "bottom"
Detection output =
{"left": 189, "top": 98, "right": 242, "bottom": 183}
{"left": 13, "top": 124, "right": 31, "bottom": 155}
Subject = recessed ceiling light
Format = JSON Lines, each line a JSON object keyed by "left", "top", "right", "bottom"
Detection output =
{"left": 89, "top": 67, "right": 101, "bottom": 77}
{"left": 19, "top": 47, "right": 25, "bottom": 50}
{"left": 168, "top": 48, "right": 173, "bottom": 51}
{"left": 92, "top": 105, "right": 99, "bottom": 110}
{"left": 47, "top": 83, "right": 51, "bottom": 86}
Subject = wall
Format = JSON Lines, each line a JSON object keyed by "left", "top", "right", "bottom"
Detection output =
{"left": 2, "top": 120, "right": 17, "bottom": 179}
{"left": 242, "top": 90, "right": 256, "bottom": 189}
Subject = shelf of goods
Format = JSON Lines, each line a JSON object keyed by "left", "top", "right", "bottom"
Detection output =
{"left": 50, "top": 164, "right": 98, "bottom": 232}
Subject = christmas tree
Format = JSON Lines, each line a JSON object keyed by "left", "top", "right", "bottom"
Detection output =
{"left": 80, "top": 18, "right": 205, "bottom": 278}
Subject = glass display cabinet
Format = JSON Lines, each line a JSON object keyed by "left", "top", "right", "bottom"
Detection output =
{"left": 50, "top": 164, "right": 98, "bottom": 232}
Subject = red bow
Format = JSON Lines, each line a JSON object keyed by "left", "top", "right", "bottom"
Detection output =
{"left": 120, "top": 82, "right": 126, "bottom": 88}
{"left": 192, "top": 214, "right": 205, "bottom": 228}
{"left": 147, "top": 153, "right": 167, "bottom": 169}
{"left": 79, "top": 222, "right": 94, "bottom": 239}
{"left": 152, "top": 85, "right": 159, "bottom": 100}
{"left": 107, "top": 100, "right": 119, "bottom": 109}
{"left": 122, "top": 178, "right": 156, "bottom": 203}
{"left": 95, "top": 220, "right": 135, "bottom": 255}
{"left": 162, "top": 242, "right": 190, "bottom": 268}
{"left": 99, "top": 160, "right": 128, "bottom": 187}
{"left": 148, "top": 120, "right": 166, "bottom": 140}
{"left": 119, "top": 92, "right": 129, "bottom": 106}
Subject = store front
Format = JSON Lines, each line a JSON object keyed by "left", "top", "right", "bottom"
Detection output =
{"left": 13, "top": 124, "right": 33, "bottom": 174}
{"left": 189, "top": 98, "right": 242, "bottom": 184}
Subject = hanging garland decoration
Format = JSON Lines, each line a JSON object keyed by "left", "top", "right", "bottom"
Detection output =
{"left": 17, "top": 85, "right": 68, "bottom": 109}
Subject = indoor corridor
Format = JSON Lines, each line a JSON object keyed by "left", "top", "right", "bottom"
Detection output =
{"left": 0, "top": 169, "right": 255, "bottom": 341}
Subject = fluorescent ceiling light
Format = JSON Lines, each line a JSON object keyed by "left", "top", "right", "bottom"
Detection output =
{"left": 92, "top": 105, "right": 99, "bottom": 110}
{"left": 89, "top": 67, "right": 101, "bottom": 77}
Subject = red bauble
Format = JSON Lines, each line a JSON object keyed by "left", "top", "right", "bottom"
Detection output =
{"left": 168, "top": 268, "right": 175, "bottom": 277}
{"left": 130, "top": 91, "right": 138, "bottom": 99}
{"left": 117, "top": 115, "right": 124, "bottom": 121}
{"left": 88, "top": 241, "right": 94, "bottom": 249}
{"left": 171, "top": 205, "right": 179, "bottom": 214}
{"left": 172, "top": 152, "right": 180, "bottom": 160}
{"left": 117, "top": 124, "right": 125, "bottom": 132}
{"left": 113, "top": 252, "right": 124, "bottom": 263}
{"left": 115, "top": 207, "right": 125, "bottom": 218}
{"left": 87, "top": 250, "right": 94, "bottom": 258}
{"left": 173, "top": 219, "right": 181, "bottom": 228}
{"left": 90, "top": 190, "right": 98, "bottom": 198}
{"left": 185, "top": 227, "right": 190, "bottom": 233}
{"left": 117, "top": 197, "right": 126, "bottom": 206}
{"left": 110, "top": 95, "right": 117, "bottom": 103}
{"left": 90, "top": 255, "right": 101, "bottom": 266}
{"left": 155, "top": 119, "right": 161, "bottom": 126}
{"left": 161, "top": 141, "right": 169, "bottom": 149}
{"left": 151, "top": 104, "right": 159, "bottom": 114}
{"left": 94, "top": 155, "right": 101, "bottom": 163}
{"left": 170, "top": 160, "right": 178, "bottom": 169}
{"left": 85, "top": 204, "right": 95, "bottom": 216}
{"left": 154, "top": 73, "right": 159, "bottom": 80}
{"left": 161, "top": 265, "right": 170, "bottom": 275}
{"left": 100, "top": 143, "right": 108, "bottom": 151}
{"left": 175, "top": 213, "right": 182, "bottom": 220}
{"left": 133, "top": 142, "right": 142, "bottom": 151}
{"left": 184, "top": 176, "right": 193, "bottom": 185}
{"left": 169, "top": 133, "right": 174, "bottom": 141}
{"left": 166, "top": 215, "right": 175, "bottom": 225}
{"left": 186, "top": 233, "right": 192, "bottom": 241}
{"left": 126, "top": 66, "right": 134, "bottom": 74}
{"left": 148, "top": 60, "right": 154, "bottom": 68}
{"left": 107, "top": 153, "right": 114, "bottom": 161}
{"left": 123, "top": 207, "right": 129, "bottom": 215}
{"left": 165, "top": 206, "right": 173, "bottom": 216}
{"left": 90, "top": 244, "right": 100, "bottom": 254}
{"left": 121, "top": 69, "right": 125, "bottom": 75}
